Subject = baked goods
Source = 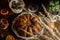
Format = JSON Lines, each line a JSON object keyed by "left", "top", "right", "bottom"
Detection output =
{"left": 0, "top": 18, "right": 9, "bottom": 29}
{"left": 12, "top": 12, "right": 43, "bottom": 39}
{"left": 6, "top": 35, "right": 15, "bottom": 40}
{"left": 1, "top": 9, "right": 9, "bottom": 15}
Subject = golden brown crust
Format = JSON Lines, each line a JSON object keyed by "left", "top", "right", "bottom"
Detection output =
{"left": 49, "top": 23, "right": 55, "bottom": 29}
{"left": 24, "top": 26, "right": 28, "bottom": 37}
{"left": 1, "top": 9, "right": 9, "bottom": 15}
{"left": 6, "top": 35, "right": 15, "bottom": 40}
{"left": 13, "top": 13, "right": 42, "bottom": 37}
{"left": 29, "top": 27, "right": 33, "bottom": 35}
